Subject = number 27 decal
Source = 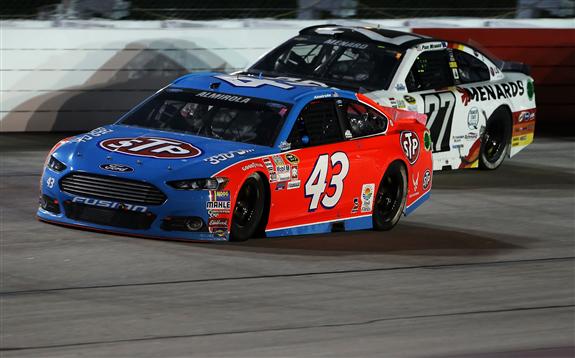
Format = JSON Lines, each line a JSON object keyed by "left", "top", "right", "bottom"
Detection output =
{"left": 305, "top": 152, "right": 349, "bottom": 211}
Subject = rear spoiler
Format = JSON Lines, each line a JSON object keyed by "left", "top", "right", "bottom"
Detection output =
{"left": 497, "top": 60, "right": 531, "bottom": 76}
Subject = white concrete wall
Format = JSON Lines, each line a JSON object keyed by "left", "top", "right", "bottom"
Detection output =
{"left": 1, "top": 19, "right": 572, "bottom": 132}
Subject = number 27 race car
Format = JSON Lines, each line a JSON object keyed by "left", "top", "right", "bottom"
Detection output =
{"left": 245, "top": 25, "right": 537, "bottom": 171}
{"left": 38, "top": 73, "right": 432, "bottom": 241}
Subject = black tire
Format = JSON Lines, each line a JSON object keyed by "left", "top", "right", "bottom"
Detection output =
{"left": 373, "top": 162, "right": 408, "bottom": 231}
{"left": 230, "top": 174, "right": 265, "bottom": 242}
{"left": 479, "top": 107, "right": 512, "bottom": 170}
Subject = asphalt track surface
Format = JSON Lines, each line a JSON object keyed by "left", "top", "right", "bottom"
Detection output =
{"left": 1, "top": 135, "right": 574, "bottom": 357}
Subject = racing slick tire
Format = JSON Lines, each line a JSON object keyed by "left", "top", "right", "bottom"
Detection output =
{"left": 479, "top": 106, "right": 512, "bottom": 170}
{"left": 230, "top": 174, "right": 265, "bottom": 241}
{"left": 373, "top": 162, "right": 408, "bottom": 231}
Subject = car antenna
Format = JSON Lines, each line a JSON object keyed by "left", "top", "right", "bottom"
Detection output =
{"left": 258, "top": 72, "right": 263, "bottom": 79}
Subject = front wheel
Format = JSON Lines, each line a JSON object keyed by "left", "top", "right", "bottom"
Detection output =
{"left": 479, "top": 107, "right": 512, "bottom": 170}
{"left": 373, "top": 162, "right": 408, "bottom": 231}
{"left": 230, "top": 174, "right": 265, "bottom": 242}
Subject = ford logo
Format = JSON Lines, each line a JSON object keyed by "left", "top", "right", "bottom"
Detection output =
{"left": 100, "top": 163, "right": 134, "bottom": 173}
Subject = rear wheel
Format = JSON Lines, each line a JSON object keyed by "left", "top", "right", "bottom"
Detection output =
{"left": 479, "top": 107, "right": 512, "bottom": 170}
{"left": 230, "top": 174, "right": 265, "bottom": 242}
{"left": 373, "top": 162, "right": 408, "bottom": 231}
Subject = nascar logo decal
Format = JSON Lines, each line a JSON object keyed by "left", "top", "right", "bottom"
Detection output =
{"left": 99, "top": 137, "right": 201, "bottom": 159}
{"left": 400, "top": 131, "right": 420, "bottom": 165}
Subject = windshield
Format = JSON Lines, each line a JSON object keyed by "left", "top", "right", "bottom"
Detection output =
{"left": 248, "top": 36, "right": 403, "bottom": 91}
{"left": 118, "top": 88, "right": 290, "bottom": 146}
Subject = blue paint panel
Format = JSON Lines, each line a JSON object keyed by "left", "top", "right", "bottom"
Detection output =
{"left": 404, "top": 191, "right": 431, "bottom": 216}
{"left": 344, "top": 215, "right": 373, "bottom": 231}
{"left": 266, "top": 215, "right": 373, "bottom": 238}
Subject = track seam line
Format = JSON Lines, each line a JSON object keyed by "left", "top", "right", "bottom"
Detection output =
{"left": 2, "top": 256, "right": 573, "bottom": 296}
{"left": 1, "top": 304, "right": 573, "bottom": 352}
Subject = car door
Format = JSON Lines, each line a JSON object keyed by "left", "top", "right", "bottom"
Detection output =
{"left": 404, "top": 49, "right": 458, "bottom": 156}
{"left": 448, "top": 48, "right": 494, "bottom": 166}
{"left": 336, "top": 98, "right": 390, "bottom": 216}
{"left": 269, "top": 98, "right": 353, "bottom": 229}
{"left": 403, "top": 47, "right": 495, "bottom": 169}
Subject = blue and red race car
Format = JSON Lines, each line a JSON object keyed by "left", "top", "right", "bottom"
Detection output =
{"left": 38, "top": 73, "right": 432, "bottom": 241}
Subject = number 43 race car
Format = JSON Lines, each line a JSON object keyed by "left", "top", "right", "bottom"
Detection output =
{"left": 38, "top": 73, "right": 432, "bottom": 241}
{"left": 245, "top": 25, "right": 537, "bottom": 171}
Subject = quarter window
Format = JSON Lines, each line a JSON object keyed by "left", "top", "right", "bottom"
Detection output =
{"left": 339, "top": 100, "right": 388, "bottom": 138}
{"left": 453, "top": 49, "right": 490, "bottom": 84}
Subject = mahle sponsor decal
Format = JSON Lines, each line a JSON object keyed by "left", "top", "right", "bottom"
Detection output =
{"left": 206, "top": 201, "right": 231, "bottom": 211}
{"left": 99, "top": 137, "right": 201, "bottom": 159}
{"left": 207, "top": 190, "right": 231, "bottom": 211}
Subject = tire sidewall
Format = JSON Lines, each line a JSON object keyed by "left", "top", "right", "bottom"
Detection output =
{"left": 373, "top": 162, "right": 408, "bottom": 231}
{"left": 480, "top": 107, "right": 512, "bottom": 170}
{"left": 230, "top": 174, "right": 265, "bottom": 241}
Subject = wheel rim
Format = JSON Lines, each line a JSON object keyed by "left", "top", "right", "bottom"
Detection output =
{"left": 375, "top": 173, "right": 403, "bottom": 220}
{"left": 233, "top": 180, "right": 259, "bottom": 228}
{"left": 483, "top": 118, "right": 506, "bottom": 162}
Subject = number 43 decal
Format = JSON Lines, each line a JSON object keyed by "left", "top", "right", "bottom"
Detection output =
{"left": 305, "top": 152, "right": 349, "bottom": 211}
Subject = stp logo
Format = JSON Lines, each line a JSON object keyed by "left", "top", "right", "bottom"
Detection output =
{"left": 400, "top": 131, "right": 420, "bottom": 165}
{"left": 99, "top": 137, "right": 201, "bottom": 159}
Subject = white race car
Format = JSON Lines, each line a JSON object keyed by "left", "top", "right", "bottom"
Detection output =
{"left": 244, "top": 25, "right": 536, "bottom": 170}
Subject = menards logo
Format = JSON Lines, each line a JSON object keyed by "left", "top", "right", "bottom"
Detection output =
{"left": 457, "top": 80, "right": 525, "bottom": 106}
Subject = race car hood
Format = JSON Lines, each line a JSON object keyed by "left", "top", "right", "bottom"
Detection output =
{"left": 51, "top": 125, "right": 274, "bottom": 182}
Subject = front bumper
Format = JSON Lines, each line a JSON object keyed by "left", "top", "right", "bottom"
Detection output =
{"left": 37, "top": 169, "right": 231, "bottom": 241}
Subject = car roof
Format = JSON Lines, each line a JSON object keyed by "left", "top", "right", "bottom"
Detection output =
{"left": 171, "top": 72, "right": 353, "bottom": 104}
{"left": 298, "top": 24, "right": 437, "bottom": 50}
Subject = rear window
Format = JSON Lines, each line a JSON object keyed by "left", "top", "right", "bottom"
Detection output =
{"left": 248, "top": 36, "right": 403, "bottom": 91}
